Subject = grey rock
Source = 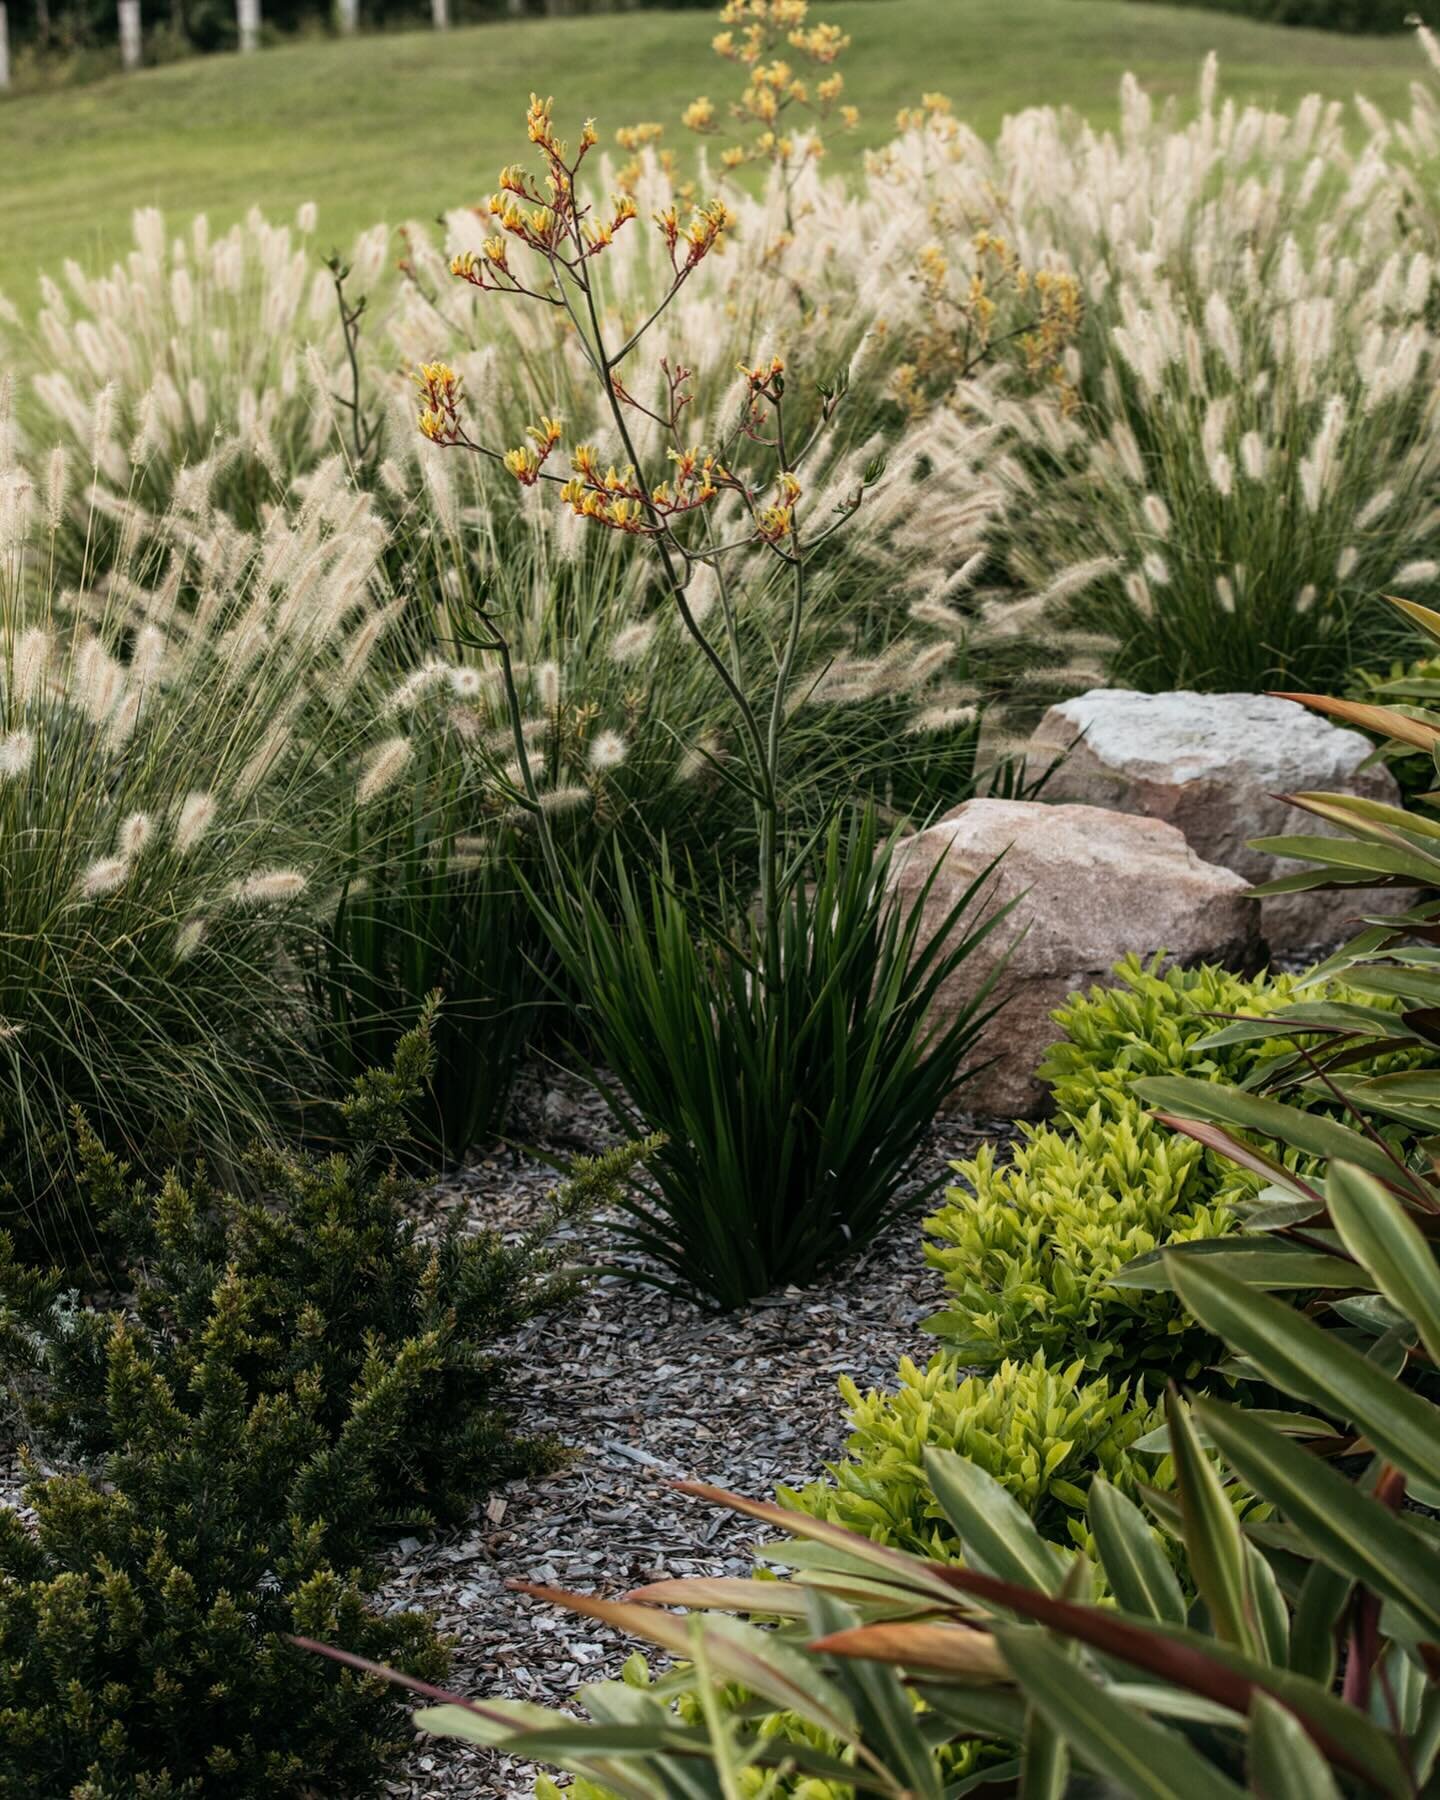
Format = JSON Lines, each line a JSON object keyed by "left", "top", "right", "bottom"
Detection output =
{"left": 1028, "top": 688, "right": 1400, "bottom": 949}
{"left": 888, "top": 797, "right": 1258, "bottom": 1118}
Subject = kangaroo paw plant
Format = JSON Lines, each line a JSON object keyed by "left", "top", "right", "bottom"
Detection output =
{"left": 407, "top": 92, "right": 1014, "bottom": 1307}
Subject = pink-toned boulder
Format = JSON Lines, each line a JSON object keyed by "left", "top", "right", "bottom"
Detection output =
{"left": 890, "top": 798, "right": 1257, "bottom": 1119}
{"left": 1027, "top": 689, "right": 1400, "bottom": 950}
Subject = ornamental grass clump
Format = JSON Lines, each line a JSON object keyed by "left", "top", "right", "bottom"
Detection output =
{"left": 977, "top": 246, "right": 1440, "bottom": 693}
{"left": 15, "top": 204, "right": 382, "bottom": 572}
{"left": 942, "top": 51, "right": 1440, "bottom": 700}
{"left": 0, "top": 422, "right": 401, "bottom": 1238}
{"left": 406, "top": 92, "right": 1015, "bottom": 1307}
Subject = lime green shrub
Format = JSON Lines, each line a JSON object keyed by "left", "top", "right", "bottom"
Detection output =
{"left": 921, "top": 955, "right": 1418, "bottom": 1385}
{"left": 924, "top": 1104, "right": 1241, "bottom": 1383}
{"left": 782, "top": 1351, "right": 1165, "bottom": 1560}
{"left": 1038, "top": 953, "right": 1340, "bottom": 1121}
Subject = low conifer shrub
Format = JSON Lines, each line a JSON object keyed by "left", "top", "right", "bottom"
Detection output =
{"left": 0, "top": 1010, "right": 645, "bottom": 1795}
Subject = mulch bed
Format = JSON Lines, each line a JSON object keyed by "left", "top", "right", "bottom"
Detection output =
{"left": 379, "top": 1075, "right": 1008, "bottom": 1798}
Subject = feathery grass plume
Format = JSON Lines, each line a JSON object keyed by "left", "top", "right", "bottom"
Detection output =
{"left": 0, "top": 465, "right": 404, "bottom": 1244}
{"left": 21, "top": 205, "right": 371, "bottom": 581}
{"left": 972, "top": 207, "right": 1440, "bottom": 692}
{"left": 231, "top": 868, "right": 309, "bottom": 905}
{"left": 356, "top": 734, "right": 414, "bottom": 805}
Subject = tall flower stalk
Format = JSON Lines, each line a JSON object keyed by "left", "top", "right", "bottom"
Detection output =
{"left": 414, "top": 91, "right": 880, "bottom": 945}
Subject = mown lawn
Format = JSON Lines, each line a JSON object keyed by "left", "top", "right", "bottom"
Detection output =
{"left": 0, "top": 0, "right": 1423, "bottom": 306}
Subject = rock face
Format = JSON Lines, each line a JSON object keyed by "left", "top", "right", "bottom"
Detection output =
{"left": 889, "top": 798, "right": 1257, "bottom": 1119}
{"left": 1028, "top": 689, "right": 1400, "bottom": 949}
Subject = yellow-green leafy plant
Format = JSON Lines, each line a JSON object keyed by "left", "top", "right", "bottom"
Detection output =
{"left": 782, "top": 1351, "right": 1166, "bottom": 1560}
{"left": 1038, "top": 952, "right": 1412, "bottom": 1121}
{"left": 924, "top": 955, "right": 1419, "bottom": 1384}
{"left": 924, "top": 1102, "right": 1243, "bottom": 1383}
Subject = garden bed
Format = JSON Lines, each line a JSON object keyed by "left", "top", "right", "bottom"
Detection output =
{"left": 376, "top": 1079, "right": 1005, "bottom": 1797}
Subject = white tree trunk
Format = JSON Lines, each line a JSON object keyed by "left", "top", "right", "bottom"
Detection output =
{"left": 118, "top": 0, "right": 142, "bottom": 69}
{"left": 236, "top": 0, "right": 260, "bottom": 53}
{"left": 0, "top": 3, "right": 10, "bottom": 93}
{"left": 336, "top": 0, "right": 358, "bottom": 33}
{"left": 430, "top": 0, "right": 448, "bottom": 28}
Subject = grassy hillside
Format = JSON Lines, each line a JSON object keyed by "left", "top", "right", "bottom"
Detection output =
{"left": 0, "top": 0, "right": 1424, "bottom": 306}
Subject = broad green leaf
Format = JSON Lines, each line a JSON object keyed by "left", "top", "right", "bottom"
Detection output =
{"left": 1243, "top": 1540, "right": 1290, "bottom": 1668}
{"left": 623, "top": 1578, "right": 814, "bottom": 1617}
{"left": 1144, "top": 1112, "right": 1321, "bottom": 1201}
{"left": 1018, "top": 1689, "right": 1068, "bottom": 1800}
{"left": 922, "top": 1447, "right": 1066, "bottom": 1592}
{"left": 413, "top": 1706, "right": 666, "bottom": 1800}
{"left": 1165, "top": 1259, "right": 1440, "bottom": 1492}
{"left": 1387, "top": 594, "right": 1440, "bottom": 648}
{"left": 1325, "top": 1161, "right": 1440, "bottom": 1366}
{"left": 905, "top": 1560, "right": 1409, "bottom": 1793}
{"left": 1413, "top": 1683, "right": 1440, "bottom": 1786}
{"left": 1246, "top": 834, "right": 1440, "bottom": 883}
{"left": 1280, "top": 790, "right": 1440, "bottom": 852}
{"left": 910, "top": 1682, "right": 1028, "bottom": 1744}
{"left": 682, "top": 1482, "right": 979, "bottom": 1608}
{"left": 1289, "top": 1559, "right": 1350, "bottom": 1686}
{"left": 1129, "top": 1410, "right": 1337, "bottom": 1456}
{"left": 1106, "top": 1685, "right": 1244, "bottom": 1730}
{"left": 1248, "top": 1692, "right": 1343, "bottom": 1800}
{"left": 997, "top": 1629, "right": 1245, "bottom": 1799}
{"left": 805, "top": 1590, "right": 942, "bottom": 1800}
{"left": 1088, "top": 1478, "right": 1185, "bottom": 1626}
{"left": 1108, "top": 1238, "right": 1364, "bottom": 1292}
{"left": 1167, "top": 1391, "right": 1262, "bottom": 1660}
{"left": 1135, "top": 1076, "right": 1402, "bottom": 1183}
{"left": 1192, "top": 1398, "right": 1440, "bottom": 1639}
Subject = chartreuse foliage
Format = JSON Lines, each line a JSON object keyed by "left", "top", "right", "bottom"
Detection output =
{"left": 1037, "top": 953, "right": 1403, "bottom": 1121}
{"left": 924, "top": 1106, "right": 1243, "bottom": 1383}
{"left": 372, "top": 1242, "right": 1440, "bottom": 1799}
{"left": 0, "top": 1007, "right": 645, "bottom": 1797}
{"left": 781, "top": 1352, "right": 1167, "bottom": 1562}
{"left": 923, "top": 951, "right": 1420, "bottom": 1387}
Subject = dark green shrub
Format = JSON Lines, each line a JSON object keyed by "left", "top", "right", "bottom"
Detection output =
{"left": 0, "top": 1466, "right": 447, "bottom": 1800}
{"left": 0, "top": 1012, "right": 645, "bottom": 1794}
{"left": 0, "top": 1007, "right": 603, "bottom": 1558}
